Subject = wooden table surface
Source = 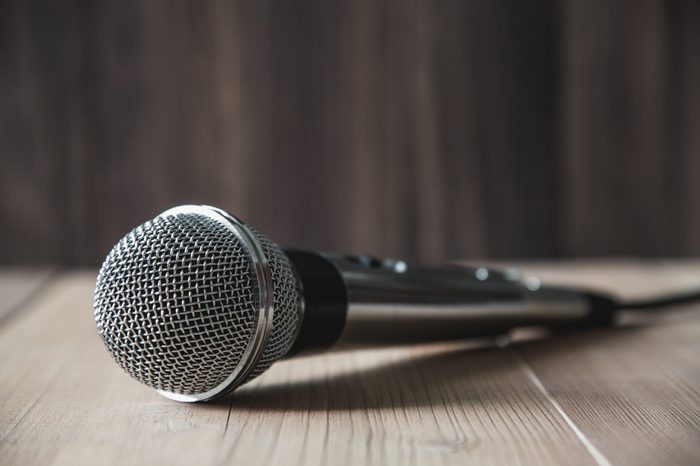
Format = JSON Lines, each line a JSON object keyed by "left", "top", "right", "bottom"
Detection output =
{"left": 1, "top": 261, "right": 699, "bottom": 466}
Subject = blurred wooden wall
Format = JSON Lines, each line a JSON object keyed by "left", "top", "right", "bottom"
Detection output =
{"left": 1, "top": 0, "right": 699, "bottom": 265}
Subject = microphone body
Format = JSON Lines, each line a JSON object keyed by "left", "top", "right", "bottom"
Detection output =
{"left": 94, "top": 205, "right": 616, "bottom": 402}
{"left": 284, "top": 250, "right": 615, "bottom": 354}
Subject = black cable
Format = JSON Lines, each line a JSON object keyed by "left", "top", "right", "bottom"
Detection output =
{"left": 617, "top": 289, "right": 700, "bottom": 311}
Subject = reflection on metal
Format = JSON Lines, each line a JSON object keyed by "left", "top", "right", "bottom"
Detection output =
{"left": 327, "top": 255, "right": 589, "bottom": 348}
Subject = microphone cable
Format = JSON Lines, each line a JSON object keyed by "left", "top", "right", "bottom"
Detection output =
{"left": 616, "top": 288, "right": 700, "bottom": 311}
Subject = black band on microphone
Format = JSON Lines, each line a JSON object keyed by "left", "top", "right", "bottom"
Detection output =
{"left": 580, "top": 291, "right": 618, "bottom": 326}
{"left": 548, "top": 289, "right": 617, "bottom": 332}
{"left": 284, "top": 249, "right": 348, "bottom": 355}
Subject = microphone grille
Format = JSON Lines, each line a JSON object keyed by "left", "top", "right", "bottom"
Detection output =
{"left": 243, "top": 227, "right": 301, "bottom": 381}
{"left": 93, "top": 207, "right": 301, "bottom": 399}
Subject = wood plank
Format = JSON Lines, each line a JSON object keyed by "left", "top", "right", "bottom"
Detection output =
{"left": 519, "top": 317, "right": 700, "bottom": 466}
{"left": 1, "top": 263, "right": 699, "bottom": 466}
{"left": 4, "top": 1, "right": 697, "bottom": 265}
{"left": 0, "top": 268, "right": 55, "bottom": 325}
{"left": 223, "top": 343, "right": 603, "bottom": 466}
{"left": 0, "top": 1, "right": 90, "bottom": 265}
{"left": 560, "top": 0, "right": 683, "bottom": 257}
{"left": 678, "top": 0, "right": 700, "bottom": 253}
{"left": 515, "top": 261, "right": 700, "bottom": 466}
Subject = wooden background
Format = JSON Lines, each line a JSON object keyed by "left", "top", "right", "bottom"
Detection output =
{"left": 1, "top": 0, "right": 699, "bottom": 266}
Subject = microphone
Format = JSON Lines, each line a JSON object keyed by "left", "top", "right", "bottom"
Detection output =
{"left": 94, "top": 205, "right": 616, "bottom": 402}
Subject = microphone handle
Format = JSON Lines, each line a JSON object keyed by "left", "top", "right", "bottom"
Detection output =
{"left": 284, "top": 250, "right": 617, "bottom": 353}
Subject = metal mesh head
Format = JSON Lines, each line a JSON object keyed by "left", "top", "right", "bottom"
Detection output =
{"left": 93, "top": 206, "right": 301, "bottom": 400}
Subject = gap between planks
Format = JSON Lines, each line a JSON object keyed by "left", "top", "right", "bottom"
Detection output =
{"left": 515, "top": 352, "right": 613, "bottom": 466}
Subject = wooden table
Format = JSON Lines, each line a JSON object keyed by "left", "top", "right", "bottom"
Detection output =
{"left": 1, "top": 262, "right": 699, "bottom": 466}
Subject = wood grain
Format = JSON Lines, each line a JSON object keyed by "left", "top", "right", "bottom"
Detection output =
{"left": 0, "top": 262, "right": 699, "bottom": 465}
{"left": 1, "top": 0, "right": 699, "bottom": 265}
